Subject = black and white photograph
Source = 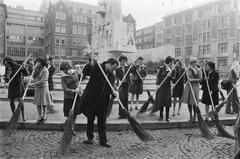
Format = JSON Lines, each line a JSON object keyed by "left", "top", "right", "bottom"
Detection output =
{"left": 0, "top": 0, "right": 240, "bottom": 158}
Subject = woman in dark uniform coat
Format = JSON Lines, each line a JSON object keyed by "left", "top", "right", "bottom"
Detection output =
{"left": 201, "top": 61, "right": 219, "bottom": 121}
{"left": 129, "top": 57, "right": 146, "bottom": 110}
{"left": 75, "top": 58, "right": 118, "bottom": 148}
{"left": 3, "top": 57, "right": 28, "bottom": 121}
{"left": 172, "top": 59, "right": 185, "bottom": 116}
{"left": 155, "top": 56, "right": 175, "bottom": 122}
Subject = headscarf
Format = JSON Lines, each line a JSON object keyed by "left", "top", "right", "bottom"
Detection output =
{"left": 229, "top": 61, "right": 240, "bottom": 78}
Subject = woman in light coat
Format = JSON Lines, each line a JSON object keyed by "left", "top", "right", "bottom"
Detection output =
{"left": 182, "top": 57, "right": 202, "bottom": 123}
{"left": 29, "top": 57, "right": 51, "bottom": 124}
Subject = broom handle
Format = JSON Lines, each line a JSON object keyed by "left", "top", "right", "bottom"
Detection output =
{"left": 223, "top": 82, "right": 240, "bottom": 103}
{"left": 7, "top": 54, "right": 32, "bottom": 85}
{"left": 96, "top": 60, "right": 126, "bottom": 110}
{"left": 151, "top": 63, "right": 177, "bottom": 97}
{"left": 117, "top": 64, "right": 133, "bottom": 90}
{"left": 22, "top": 65, "right": 36, "bottom": 101}
{"left": 71, "top": 73, "right": 83, "bottom": 111}
{"left": 185, "top": 67, "right": 199, "bottom": 106}
{"left": 202, "top": 67, "right": 215, "bottom": 112}
{"left": 172, "top": 70, "right": 186, "bottom": 89}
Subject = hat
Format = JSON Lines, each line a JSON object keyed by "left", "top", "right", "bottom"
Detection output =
{"left": 189, "top": 56, "right": 197, "bottom": 63}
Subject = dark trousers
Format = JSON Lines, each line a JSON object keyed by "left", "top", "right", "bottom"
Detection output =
{"left": 86, "top": 96, "right": 107, "bottom": 144}
{"left": 160, "top": 106, "right": 170, "bottom": 120}
{"left": 119, "top": 83, "right": 129, "bottom": 117}
{"left": 226, "top": 88, "right": 240, "bottom": 113}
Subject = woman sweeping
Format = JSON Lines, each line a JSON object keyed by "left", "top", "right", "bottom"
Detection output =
{"left": 3, "top": 57, "right": 28, "bottom": 121}
{"left": 201, "top": 61, "right": 219, "bottom": 121}
{"left": 60, "top": 62, "right": 82, "bottom": 134}
{"left": 29, "top": 57, "right": 51, "bottom": 124}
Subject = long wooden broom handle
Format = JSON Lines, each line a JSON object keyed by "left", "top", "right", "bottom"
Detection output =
{"left": 71, "top": 73, "right": 83, "bottom": 111}
{"left": 117, "top": 64, "right": 133, "bottom": 90}
{"left": 223, "top": 81, "right": 240, "bottom": 103}
{"left": 22, "top": 63, "right": 36, "bottom": 101}
{"left": 185, "top": 67, "right": 199, "bottom": 106}
{"left": 96, "top": 60, "right": 126, "bottom": 110}
{"left": 202, "top": 67, "right": 215, "bottom": 111}
{"left": 7, "top": 54, "right": 32, "bottom": 85}
{"left": 172, "top": 70, "right": 186, "bottom": 89}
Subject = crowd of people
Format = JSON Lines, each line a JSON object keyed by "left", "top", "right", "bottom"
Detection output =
{"left": 3, "top": 54, "right": 240, "bottom": 147}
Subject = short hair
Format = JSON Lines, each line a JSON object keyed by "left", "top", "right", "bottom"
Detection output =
{"left": 35, "top": 57, "right": 48, "bottom": 67}
{"left": 107, "top": 58, "right": 119, "bottom": 66}
{"left": 119, "top": 55, "right": 128, "bottom": 62}
{"left": 48, "top": 56, "right": 53, "bottom": 61}
{"left": 138, "top": 56, "right": 144, "bottom": 60}
{"left": 3, "top": 57, "right": 14, "bottom": 66}
{"left": 206, "top": 61, "right": 215, "bottom": 70}
{"left": 60, "top": 62, "right": 71, "bottom": 71}
{"left": 165, "top": 56, "right": 173, "bottom": 64}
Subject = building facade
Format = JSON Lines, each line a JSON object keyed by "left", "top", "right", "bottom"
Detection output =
{"left": 135, "top": 25, "right": 155, "bottom": 50}
{"left": 44, "top": 0, "right": 98, "bottom": 71}
{"left": 5, "top": 6, "right": 45, "bottom": 62}
{"left": 136, "top": 0, "right": 240, "bottom": 76}
{"left": 0, "top": 1, "right": 7, "bottom": 59}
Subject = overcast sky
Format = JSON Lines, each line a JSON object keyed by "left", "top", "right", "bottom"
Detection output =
{"left": 4, "top": 0, "right": 211, "bottom": 29}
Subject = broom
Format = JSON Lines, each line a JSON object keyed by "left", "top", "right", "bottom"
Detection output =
{"left": 60, "top": 73, "right": 83, "bottom": 153}
{"left": 4, "top": 68, "right": 34, "bottom": 137}
{"left": 185, "top": 68, "right": 213, "bottom": 139}
{"left": 203, "top": 67, "right": 235, "bottom": 139}
{"left": 106, "top": 64, "right": 133, "bottom": 118}
{"left": 96, "top": 60, "right": 153, "bottom": 142}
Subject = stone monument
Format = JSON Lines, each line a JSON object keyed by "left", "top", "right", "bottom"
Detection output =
{"left": 91, "top": 0, "right": 136, "bottom": 60}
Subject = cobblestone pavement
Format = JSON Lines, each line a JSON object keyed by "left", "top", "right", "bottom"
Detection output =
{"left": 0, "top": 128, "right": 237, "bottom": 159}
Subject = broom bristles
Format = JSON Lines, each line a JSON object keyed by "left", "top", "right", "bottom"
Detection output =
{"left": 137, "top": 98, "right": 150, "bottom": 114}
{"left": 106, "top": 96, "right": 115, "bottom": 118}
{"left": 193, "top": 106, "right": 214, "bottom": 139}
{"left": 60, "top": 110, "right": 75, "bottom": 153}
{"left": 47, "top": 105, "right": 56, "bottom": 113}
{"left": 4, "top": 102, "right": 22, "bottom": 136}
{"left": 122, "top": 109, "right": 153, "bottom": 142}
{"left": 209, "top": 111, "right": 235, "bottom": 139}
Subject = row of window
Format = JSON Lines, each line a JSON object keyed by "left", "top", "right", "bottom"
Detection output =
{"left": 8, "top": 13, "right": 43, "bottom": 22}
{"left": 55, "top": 36, "right": 88, "bottom": 46}
{"left": 174, "top": 43, "right": 230, "bottom": 57}
{"left": 7, "top": 35, "right": 44, "bottom": 46}
{"left": 165, "top": 3, "right": 230, "bottom": 27}
{"left": 7, "top": 47, "right": 43, "bottom": 57}
{"left": 56, "top": 12, "right": 94, "bottom": 24}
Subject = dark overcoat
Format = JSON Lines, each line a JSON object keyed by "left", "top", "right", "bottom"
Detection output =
{"left": 5, "top": 63, "right": 28, "bottom": 99}
{"left": 48, "top": 64, "right": 55, "bottom": 91}
{"left": 75, "top": 61, "right": 115, "bottom": 117}
{"left": 172, "top": 67, "right": 185, "bottom": 98}
{"left": 155, "top": 65, "right": 175, "bottom": 108}
{"left": 201, "top": 70, "right": 219, "bottom": 106}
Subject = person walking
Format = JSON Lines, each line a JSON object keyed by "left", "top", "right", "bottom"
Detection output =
{"left": 29, "top": 57, "right": 51, "bottom": 124}
{"left": 75, "top": 57, "right": 119, "bottom": 148}
{"left": 3, "top": 57, "right": 28, "bottom": 121}
{"left": 225, "top": 61, "right": 240, "bottom": 114}
{"left": 182, "top": 56, "right": 202, "bottom": 123}
{"left": 116, "top": 55, "right": 131, "bottom": 119}
{"left": 155, "top": 56, "right": 175, "bottom": 122}
{"left": 201, "top": 61, "right": 219, "bottom": 121}
{"left": 172, "top": 59, "right": 185, "bottom": 116}
{"left": 129, "top": 57, "right": 146, "bottom": 111}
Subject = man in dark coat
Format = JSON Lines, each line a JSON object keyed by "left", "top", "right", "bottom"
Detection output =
{"left": 155, "top": 56, "right": 175, "bottom": 122}
{"left": 116, "top": 55, "right": 132, "bottom": 119}
{"left": 4, "top": 57, "right": 28, "bottom": 121}
{"left": 75, "top": 57, "right": 118, "bottom": 148}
